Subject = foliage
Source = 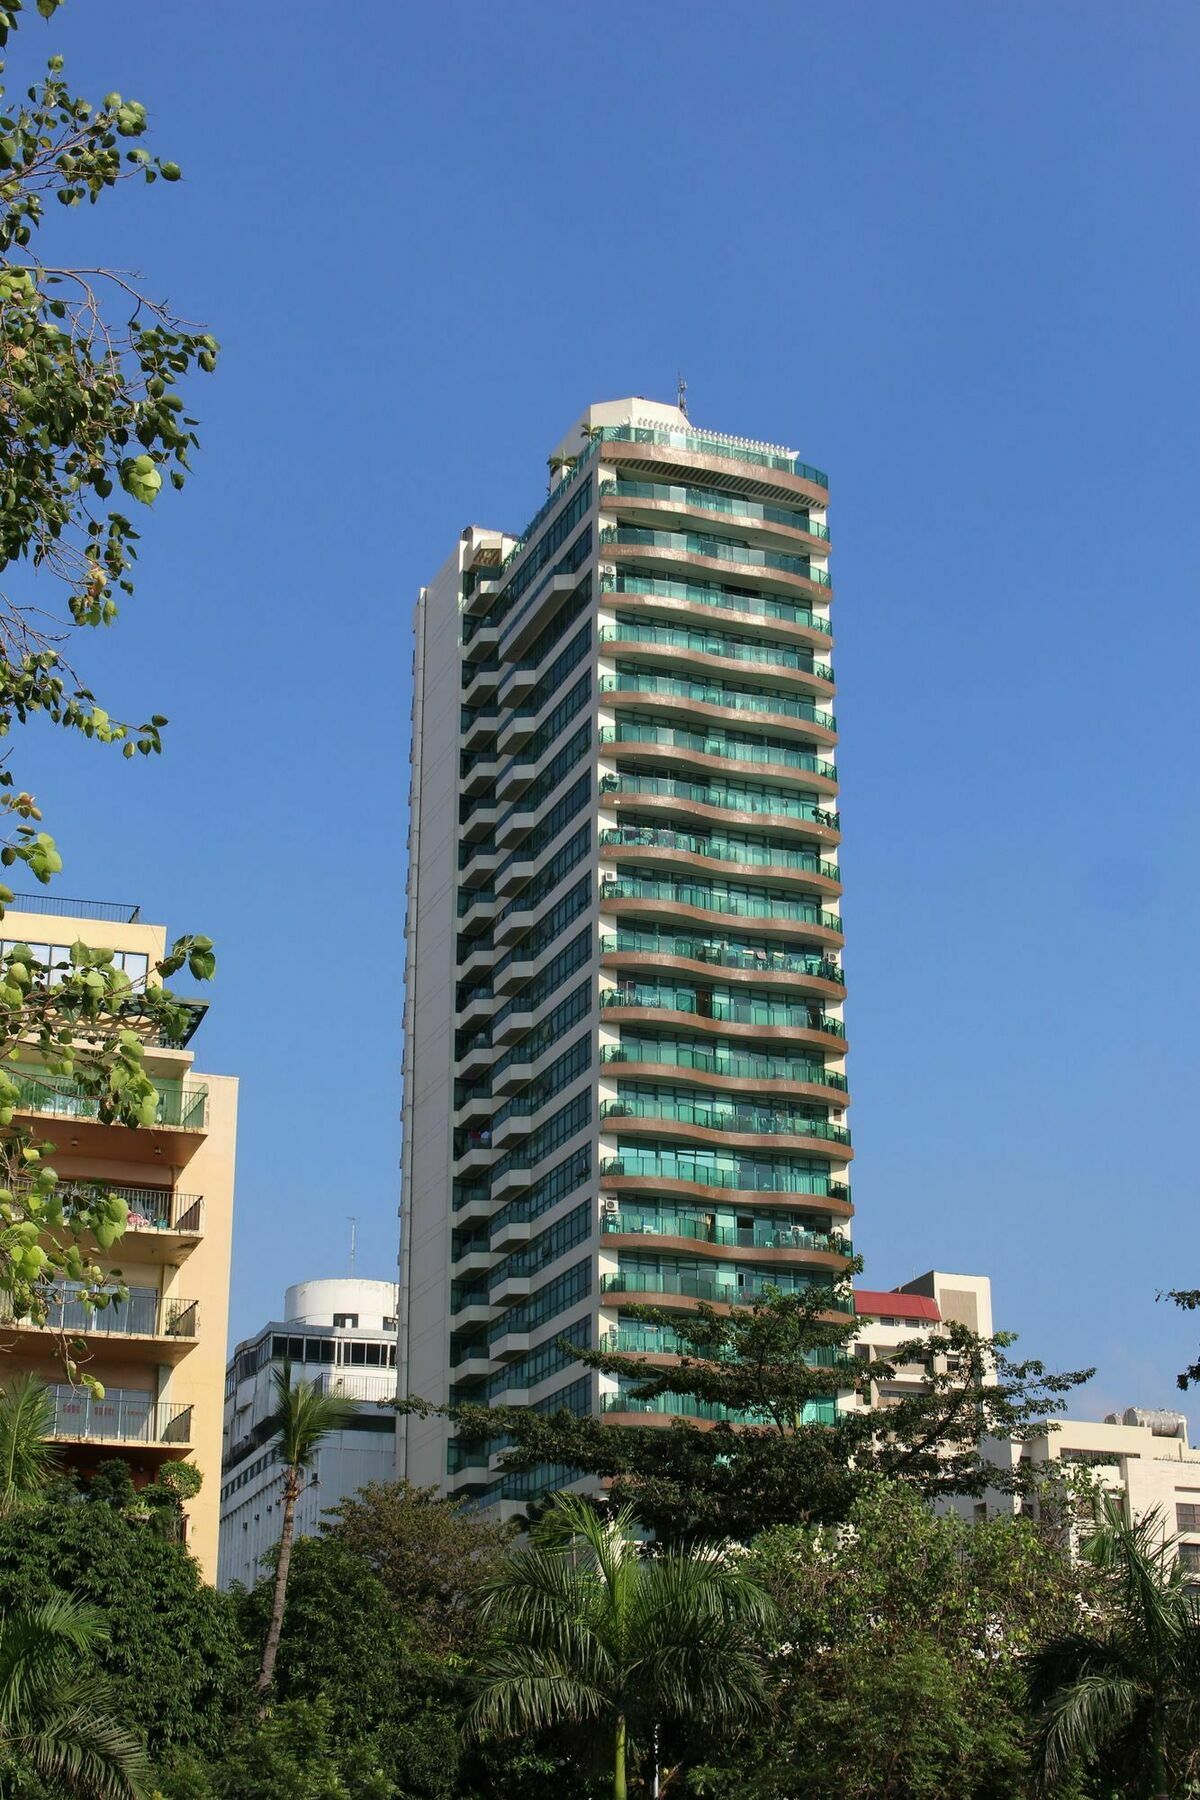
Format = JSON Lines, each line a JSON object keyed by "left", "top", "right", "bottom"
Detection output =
{"left": 0, "top": 1590, "right": 148, "bottom": 1799}
{"left": 467, "top": 1492, "right": 774, "bottom": 1800}
{"left": 84, "top": 1457, "right": 199, "bottom": 1542}
{"left": 1028, "top": 1497, "right": 1200, "bottom": 1797}
{"left": 442, "top": 1288, "right": 1092, "bottom": 1541}
{"left": 688, "top": 1482, "right": 1095, "bottom": 1800}
{"left": 254, "top": 1369, "right": 357, "bottom": 1697}
{"left": 0, "top": 1374, "right": 57, "bottom": 1512}
{"left": 323, "top": 1480, "right": 512, "bottom": 1656}
{"left": 1163, "top": 1287, "right": 1200, "bottom": 1390}
{"left": 0, "top": 0, "right": 219, "bottom": 1333}
{"left": 154, "top": 1699, "right": 395, "bottom": 1800}
{"left": 0, "top": 1494, "right": 242, "bottom": 1762}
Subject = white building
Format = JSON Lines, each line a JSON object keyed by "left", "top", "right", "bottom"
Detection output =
{"left": 217, "top": 1278, "right": 399, "bottom": 1591}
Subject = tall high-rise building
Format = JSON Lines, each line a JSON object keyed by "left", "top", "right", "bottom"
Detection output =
{"left": 400, "top": 398, "right": 850, "bottom": 1510}
{"left": 219, "top": 1278, "right": 399, "bottom": 1591}
{"left": 0, "top": 895, "right": 237, "bottom": 1578}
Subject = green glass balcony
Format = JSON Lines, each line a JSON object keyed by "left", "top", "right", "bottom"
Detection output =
{"left": 595, "top": 423, "right": 828, "bottom": 488}
{"left": 601, "top": 1387, "right": 838, "bottom": 1425}
{"left": 599, "top": 570, "right": 832, "bottom": 634}
{"left": 600, "top": 525, "right": 830, "bottom": 584}
{"left": 600, "top": 984, "right": 844, "bottom": 1035}
{"left": 600, "top": 1324, "right": 848, "bottom": 1369}
{"left": 599, "top": 722, "right": 837, "bottom": 782}
{"left": 600, "top": 875, "right": 842, "bottom": 934}
{"left": 599, "top": 825, "right": 839, "bottom": 881}
{"left": 600, "top": 672, "right": 836, "bottom": 731}
{"left": 599, "top": 1038, "right": 847, "bottom": 1089}
{"left": 600, "top": 1264, "right": 853, "bottom": 1311}
{"left": 600, "top": 929, "right": 844, "bottom": 986}
{"left": 599, "top": 478, "right": 830, "bottom": 538}
{"left": 601, "top": 1094, "right": 851, "bottom": 1145}
{"left": 601, "top": 1150, "right": 850, "bottom": 1203}
{"left": 601, "top": 1212, "right": 849, "bottom": 1255}
{"left": 12, "top": 1072, "right": 207, "bottom": 1131}
{"left": 599, "top": 621, "right": 832, "bottom": 681}
{"left": 599, "top": 773, "right": 839, "bottom": 830}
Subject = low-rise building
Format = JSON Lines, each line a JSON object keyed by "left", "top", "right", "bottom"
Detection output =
{"left": 845, "top": 1270, "right": 994, "bottom": 1410}
{"left": 0, "top": 894, "right": 237, "bottom": 1581}
{"left": 218, "top": 1278, "right": 398, "bottom": 1591}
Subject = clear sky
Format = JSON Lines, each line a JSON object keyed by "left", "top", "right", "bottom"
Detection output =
{"left": 15, "top": 1, "right": 1200, "bottom": 1419}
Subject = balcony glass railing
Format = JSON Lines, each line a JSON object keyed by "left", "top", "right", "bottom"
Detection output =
{"left": 599, "top": 929, "right": 844, "bottom": 986}
{"left": 601, "top": 1214, "right": 849, "bottom": 1255}
{"left": 595, "top": 423, "right": 828, "bottom": 489}
{"left": 600, "top": 526, "right": 830, "bottom": 584}
{"left": 599, "top": 1325, "right": 848, "bottom": 1368}
{"left": 601, "top": 1151, "right": 850, "bottom": 1202}
{"left": 600, "top": 877, "right": 842, "bottom": 933}
{"left": 600, "top": 1039, "right": 847, "bottom": 1090}
{"left": 598, "top": 478, "right": 830, "bottom": 539}
{"left": 600, "top": 672, "right": 836, "bottom": 732}
{"left": 599, "top": 985, "right": 844, "bottom": 1035}
{"left": 599, "top": 622, "right": 832, "bottom": 681}
{"left": 1, "top": 1285, "right": 198, "bottom": 1339}
{"left": 599, "top": 571, "right": 832, "bottom": 634}
{"left": 601, "top": 1386, "right": 839, "bottom": 1426}
{"left": 601, "top": 1095, "right": 851, "bottom": 1145}
{"left": 599, "top": 773, "right": 839, "bottom": 830}
{"left": 599, "top": 826, "right": 840, "bottom": 881}
{"left": 600, "top": 1265, "right": 853, "bottom": 1311}
{"left": 599, "top": 723, "right": 837, "bottom": 782}
{"left": 12, "top": 1073, "right": 208, "bottom": 1131}
{"left": 45, "top": 1384, "right": 193, "bottom": 1445}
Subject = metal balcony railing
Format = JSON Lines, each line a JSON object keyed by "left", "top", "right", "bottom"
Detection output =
{"left": 12, "top": 1073, "right": 208, "bottom": 1130}
{"left": 6, "top": 893, "right": 141, "bottom": 924}
{"left": 45, "top": 1385, "right": 192, "bottom": 1445}
{"left": 1, "top": 1286, "right": 198, "bottom": 1339}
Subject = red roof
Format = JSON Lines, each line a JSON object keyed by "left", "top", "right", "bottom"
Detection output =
{"left": 853, "top": 1289, "right": 941, "bottom": 1322}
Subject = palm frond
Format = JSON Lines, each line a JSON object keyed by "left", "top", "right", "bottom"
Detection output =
{"left": 465, "top": 1645, "right": 608, "bottom": 1741}
{"left": 0, "top": 1595, "right": 107, "bottom": 1729}
{"left": 268, "top": 1364, "right": 357, "bottom": 1469}
{"left": 1031, "top": 1670, "right": 1146, "bottom": 1792}
{"left": 0, "top": 1374, "right": 60, "bottom": 1513}
{"left": 19, "top": 1692, "right": 150, "bottom": 1799}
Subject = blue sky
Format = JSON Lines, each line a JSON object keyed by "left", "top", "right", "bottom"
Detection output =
{"left": 15, "top": 1, "right": 1200, "bottom": 1418}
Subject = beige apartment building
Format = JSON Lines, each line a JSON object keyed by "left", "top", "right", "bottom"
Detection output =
{"left": 0, "top": 895, "right": 237, "bottom": 1579}
{"left": 401, "top": 397, "right": 851, "bottom": 1508}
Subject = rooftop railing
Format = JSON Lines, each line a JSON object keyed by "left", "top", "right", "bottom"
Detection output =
{"left": 595, "top": 423, "right": 828, "bottom": 488}
{"left": 6, "top": 893, "right": 141, "bottom": 924}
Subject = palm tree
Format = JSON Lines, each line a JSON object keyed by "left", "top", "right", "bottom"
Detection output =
{"left": 254, "top": 1366, "right": 356, "bottom": 1699}
{"left": 0, "top": 1375, "right": 60, "bottom": 1514}
{"left": 0, "top": 1592, "right": 149, "bottom": 1798}
{"left": 466, "top": 1493, "right": 774, "bottom": 1800}
{"left": 1028, "top": 1496, "right": 1200, "bottom": 1796}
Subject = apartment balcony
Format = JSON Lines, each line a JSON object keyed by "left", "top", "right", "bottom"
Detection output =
{"left": 597, "top": 623, "right": 834, "bottom": 696}
{"left": 461, "top": 664, "right": 500, "bottom": 709}
{"left": 456, "top": 889, "right": 496, "bottom": 935}
{"left": 599, "top": 985, "right": 846, "bottom": 1043}
{"left": 0, "top": 1285, "right": 199, "bottom": 1361}
{"left": 455, "top": 1032, "right": 494, "bottom": 1080}
{"left": 495, "top": 758, "right": 537, "bottom": 804}
{"left": 599, "top": 1095, "right": 852, "bottom": 1155}
{"left": 600, "top": 1152, "right": 852, "bottom": 1214}
{"left": 599, "top": 572, "right": 831, "bottom": 646}
{"left": 453, "top": 1186, "right": 493, "bottom": 1228}
{"left": 453, "top": 1136, "right": 495, "bottom": 1180}
{"left": 107, "top": 1187, "right": 204, "bottom": 1262}
{"left": 599, "top": 724, "right": 838, "bottom": 794}
{"left": 44, "top": 1384, "right": 193, "bottom": 1453}
{"left": 492, "top": 1054, "right": 536, "bottom": 1098}
{"left": 599, "top": 1040, "right": 847, "bottom": 1098}
{"left": 496, "top": 804, "right": 540, "bottom": 852}
{"left": 461, "top": 707, "right": 499, "bottom": 753}
{"left": 599, "top": 876, "right": 844, "bottom": 948}
{"left": 598, "top": 827, "right": 842, "bottom": 897}
{"left": 490, "top": 1273, "right": 534, "bottom": 1308}
{"left": 598, "top": 478, "right": 831, "bottom": 552}
{"left": 599, "top": 673, "right": 836, "bottom": 747}
{"left": 461, "top": 755, "right": 499, "bottom": 797}
{"left": 600, "top": 1388, "right": 839, "bottom": 1428}
{"left": 599, "top": 932, "right": 844, "bottom": 992}
{"left": 599, "top": 773, "right": 840, "bottom": 844}
{"left": 490, "top": 1213, "right": 534, "bottom": 1253}
{"left": 12, "top": 1073, "right": 208, "bottom": 1165}
{"left": 599, "top": 526, "right": 832, "bottom": 601}
{"left": 457, "top": 988, "right": 496, "bottom": 1031}
{"left": 601, "top": 1212, "right": 851, "bottom": 1260}
{"left": 599, "top": 1265, "right": 854, "bottom": 1314}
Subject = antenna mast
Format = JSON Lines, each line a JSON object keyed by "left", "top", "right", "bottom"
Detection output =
{"left": 347, "top": 1215, "right": 358, "bottom": 1276}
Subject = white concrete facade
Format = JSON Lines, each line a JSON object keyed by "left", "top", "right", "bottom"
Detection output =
{"left": 217, "top": 1278, "right": 398, "bottom": 1590}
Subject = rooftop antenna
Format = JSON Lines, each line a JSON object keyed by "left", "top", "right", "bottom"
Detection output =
{"left": 347, "top": 1215, "right": 358, "bottom": 1277}
{"left": 676, "top": 371, "right": 688, "bottom": 418}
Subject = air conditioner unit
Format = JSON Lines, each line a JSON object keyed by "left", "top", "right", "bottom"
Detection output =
{"left": 602, "top": 1197, "right": 620, "bottom": 1216}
